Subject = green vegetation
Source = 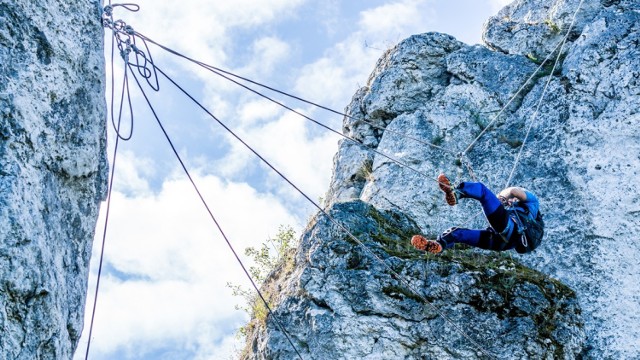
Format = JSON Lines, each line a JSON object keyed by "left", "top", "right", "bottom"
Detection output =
{"left": 366, "top": 207, "right": 422, "bottom": 259}
{"left": 544, "top": 18, "right": 561, "bottom": 33}
{"left": 433, "top": 248, "right": 575, "bottom": 300}
{"left": 526, "top": 53, "right": 541, "bottom": 64}
{"left": 382, "top": 285, "right": 425, "bottom": 303}
{"left": 364, "top": 205, "right": 575, "bottom": 309}
{"left": 431, "top": 134, "right": 445, "bottom": 146}
{"left": 354, "top": 158, "right": 374, "bottom": 182}
{"left": 227, "top": 225, "right": 299, "bottom": 340}
{"left": 527, "top": 50, "right": 567, "bottom": 78}
{"left": 460, "top": 103, "right": 491, "bottom": 138}
{"left": 499, "top": 134, "right": 524, "bottom": 148}
{"left": 365, "top": 204, "right": 579, "bottom": 355}
{"left": 245, "top": 225, "right": 297, "bottom": 283}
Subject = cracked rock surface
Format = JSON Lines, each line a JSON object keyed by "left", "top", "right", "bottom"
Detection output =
{"left": 244, "top": 202, "right": 584, "bottom": 359}
{"left": 0, "top": 0, "right": 106, "bottom": 358}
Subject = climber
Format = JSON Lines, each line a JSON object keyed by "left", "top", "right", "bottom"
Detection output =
{"left": 411, "top": 174, "right": 544, "bottom": 254}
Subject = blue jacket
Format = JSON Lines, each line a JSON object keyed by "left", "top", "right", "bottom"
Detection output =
{"left": 501, "top": 190, "right": 540, "bottom": 241}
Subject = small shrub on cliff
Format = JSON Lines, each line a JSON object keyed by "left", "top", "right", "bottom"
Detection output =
{"left": 226, "top": 225, "right": 298, "bottom": 337}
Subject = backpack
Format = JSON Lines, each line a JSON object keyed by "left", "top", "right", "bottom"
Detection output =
{"left": 511, "top": 209, "right": 545, "bottom": 254}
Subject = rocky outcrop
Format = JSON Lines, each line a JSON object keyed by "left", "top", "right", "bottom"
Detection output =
{"left": 244, "top": 202, "right": 584, "bottom": 359}
{"left": 246, "top": 0, "right": 640, "bottom": 358}
{"left": 0, "top": 1, "right": 106, "bottom": 358}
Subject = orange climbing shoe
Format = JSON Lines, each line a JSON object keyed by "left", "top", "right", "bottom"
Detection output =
{"left": 410, "top": 235, "right": 443, "bottom": 254}
{"left": 437, "top": 173, "right": 457, "bottom": 206}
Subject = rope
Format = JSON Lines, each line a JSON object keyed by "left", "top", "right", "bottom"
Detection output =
{"left": 136, "top": 33, "right": 458, "bottom": 157}
{"left": 127, "top": 64, "right": 306, "bottom": 360}
{"left": 95, "top": 6, "right": 306, "bottom": 359}
{"left": 128, "top": 2, "right": 581, "bottom": 194}
{"left": 136, "top": 32, "right": 455, "bottom": 188}
{"left": 90, "top": 2, "right": 591, "bottom": 356}
{"left": 99, "top": 8, "right": 491, "bottom": 355}
{"left": 83, "top": 81, "right": 123, "bottom": 360}
{"left": 504, "top": 0, "right": 585, "bottom": 188}
{"left": 84, "top": 15, "right": 135, "bottom": 358}
{"left": 461, "top": 35, "right": 570, "bottom": 157}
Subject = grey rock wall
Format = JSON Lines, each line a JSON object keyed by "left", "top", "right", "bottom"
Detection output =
{"left": 0, "top": 0, "right": 106, "bottom": 358}
{"left": 246, "top": 0, "right": 640, "bottom": 359}
{"left": 243, "top": 202, "right": 585, "bottom": 359}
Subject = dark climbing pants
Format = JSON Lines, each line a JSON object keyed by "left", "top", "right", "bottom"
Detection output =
{"left": 441, "top": 182, "right": 516, "bottom": 251}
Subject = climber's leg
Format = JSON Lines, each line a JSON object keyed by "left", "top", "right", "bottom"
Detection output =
{"left": 440, "top": 227, "right": 514, "bottom": 251}
{"left": 456, "top": 182, "right": 510, "bottom": 234}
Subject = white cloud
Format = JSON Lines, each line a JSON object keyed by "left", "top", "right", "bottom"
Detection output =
{"left": 81, "top": 169, "right": 300, "bottom": 359}
{"left": 293, "top": 53, "right": 368, "bottom": 110}
{"left": 359, "top": 0, "right": 432, "bottom": 41}
{"left": 111, "top": 151, "right": 155, "bottom": 196}
{"left": 215, "top": 109, "right": 338, "bottom": 203}
{"left": 293, "top": 0, "right": 437, "bottom": 108}
{"left": 238, "top": 99, "right": 282, "bottom": 128}
{"left": 115, "top": 0, "right": 306, "bottom": 67}
{"left": 245, "top": 37, "right": 292, "bottom": 76}
{"left": 488, "top": 0, "right": 513, "bottom": 13}
{"left": 85, "top": 278, "right": 246, "bottom": 358}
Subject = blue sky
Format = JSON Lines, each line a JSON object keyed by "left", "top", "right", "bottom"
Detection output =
{"left": 78, "top": 0, "right": 511, "bottom": 359}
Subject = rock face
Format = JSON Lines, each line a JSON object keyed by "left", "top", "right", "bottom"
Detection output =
{"left": 246, "top": 0, "right": 640, "bottom": 359}
{"left": 245, "top": 202, "right": 584, "bottom": 359}
{"left": 0, "top": 1, "right": 106, "bottom": 359}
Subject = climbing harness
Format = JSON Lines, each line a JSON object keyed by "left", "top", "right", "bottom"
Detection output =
{"left": 509, "top": 208, "right": 545, "bottom": 254}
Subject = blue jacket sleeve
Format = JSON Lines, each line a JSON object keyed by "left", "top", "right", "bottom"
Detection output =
{"left": 521, "top": 190, "right": 540, "bottom": 218}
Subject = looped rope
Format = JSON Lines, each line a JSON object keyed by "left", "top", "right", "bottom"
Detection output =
{"left": 458, "top": 152, "right": 478, "bottom": 182}
{"left": 102, "top": 4, "right": 160, "bottom": 140}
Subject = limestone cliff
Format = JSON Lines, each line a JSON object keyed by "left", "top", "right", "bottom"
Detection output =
{"left": 245, "top": 0, "right": 639, "bottom": 359}
{"left": 0, "top": 0, "right": 106, "bottom": 358}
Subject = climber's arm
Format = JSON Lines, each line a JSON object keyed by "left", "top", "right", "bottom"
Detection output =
{"left": 498, "top": 187, "right": 528, "bottom": 205}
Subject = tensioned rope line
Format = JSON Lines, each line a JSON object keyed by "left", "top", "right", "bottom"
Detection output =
{"left": 138, "top": 29, "right": 578, "bottom": 194}
{"left": 146, "top": 57, "right": 496, "bottom": 358}
{"left": 125, "top": 1, "right": 581, "bottom": 234}
{"left": 450, "top": 1, "right": 585, "bottom": 239}
{"left": 461, "top": 34, "right": 571, "bottom": 157}
{"left": 135, "top": 33, "right": 458, "bottom": 157}
{"left": 139, "top": 29, "right": 577, "bottom": 176}
{"left": 145, "top": 33, "right": 496, "bottom": 270}
{"left": 126, "top": 64, "right": 305, "bottom": 360}
{"left": 135, "top": 32, "right": 456, "bottom": 187}
{"left": 83, "top": 74, "right": 124, "bottom": 360}
{"left": 96, "top": 6, "right": 306, "bottom": 359}
{"left": 446, "top": 0, "right": 586, "bottom": 248}
{"left": 504, "top": 0, "right": 585, "bottom": 189}
{"left": 84, "top": 17, "right": 137, "bottom": 357}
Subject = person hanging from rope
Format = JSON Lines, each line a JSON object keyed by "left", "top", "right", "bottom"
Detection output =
{"left": 411, "top": 174, "right": 544, "bottom": 254}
